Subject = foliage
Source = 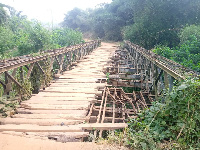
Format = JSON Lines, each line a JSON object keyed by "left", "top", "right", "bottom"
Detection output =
{"left": 30, "top": 64, "right": 45, "bottom": 94}
{"left": 106, "top": 72, "right": 110, "bottom": 83}
{"left": 62, "top": 0, "right": 200, "bottom": 45}
{"left": 179, "top": 25, "right": 200, "bottom": 45}
{"left": 52, "top": 28, "right": 84, "bottom": 47}
{"left": 123, "top": 0, "right": 200, "bottom": 49}
{"left": 0, "top": 4, "right": 84, "bottom": 58}
{"left": 0, "top": 26, "right": 15, "bottom": 56}
{"left": 0, "top": 6, "right": 8, "bottom": 24}
{"left": 153, "top": 25, "right": 200, "bottom": 72}
{"left": 62, "top": 8, "right": 91, "bottom": 32}
{"left": 16, "top": 79, "right": 32, "bottom": 100}
{"left": 152, "top": 45, "right": 174, "bottom": 59}
{"left": 14, "top": 19, "right": 53, "bottom": 55}
{"left": 125, "top": 79, "right": 200, "bottom": 149}
{"left": 62, "top": 0, "right": 134, "bottom": 41}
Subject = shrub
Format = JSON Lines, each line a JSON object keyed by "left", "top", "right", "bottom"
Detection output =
{"left": 126, "top": 79, "right": 200, "bottom": 149}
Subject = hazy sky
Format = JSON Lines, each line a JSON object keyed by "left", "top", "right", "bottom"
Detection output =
{"left": 1, "top": 0, "right": 112, "bottom": 24}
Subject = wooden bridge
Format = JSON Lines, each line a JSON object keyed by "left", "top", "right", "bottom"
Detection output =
{"left": 0, "top": 40, "right": 198, "bottom": 145}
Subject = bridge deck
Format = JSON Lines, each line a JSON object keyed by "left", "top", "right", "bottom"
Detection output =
{"left": 0, "top": 43, "right": 126, "bottom": 143}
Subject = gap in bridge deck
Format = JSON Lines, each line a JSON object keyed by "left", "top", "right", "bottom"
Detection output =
{"left": 86, "top": 43, "right": 155, "bottom": 139}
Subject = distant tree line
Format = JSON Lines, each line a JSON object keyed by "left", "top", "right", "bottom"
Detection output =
{"left": 62, "top": 0, "right": 200, "bottom": 71}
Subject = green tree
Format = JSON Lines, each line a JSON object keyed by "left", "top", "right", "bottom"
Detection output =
{"left": 0, "top": 6, "right": 7, "bottom": 24}
{"left": 124, "top": 0, "right": 200, "bottom": 49}
{"left": 0, "top": 26, "right": 15, "bottom": 56}
{"left": 52, "top": 28, "right": 84, "bottom": 47}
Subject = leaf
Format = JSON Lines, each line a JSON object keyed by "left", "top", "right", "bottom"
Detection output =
{"left": 178, "top": 84, "right": 188, "bottom": 90}
{"left": 140, "top": 142, "right": 147, "bottom": 149}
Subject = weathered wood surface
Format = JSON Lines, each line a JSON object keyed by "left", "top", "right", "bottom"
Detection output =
{"left": 0, "top": 42, "right": 119, "bottom": 141}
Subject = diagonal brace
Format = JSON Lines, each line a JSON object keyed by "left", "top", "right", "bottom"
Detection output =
{"left": 5, "top": 72, "right": 22, "bottom": 88}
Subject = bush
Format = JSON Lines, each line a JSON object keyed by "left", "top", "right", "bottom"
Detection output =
{"left": 126, "top": 79, "right": 200, "bottom": 149}
{"left": 15, "top": 20, "right": 53, "bottom": 55}
{"left": 152, "top": 45, "right": 174, "bottom": 59}
{"left": 179, "top": 25, "right": 200, "bottom": 45}
{"left": 153, "top": 25, "right": 200, "bottom": 72}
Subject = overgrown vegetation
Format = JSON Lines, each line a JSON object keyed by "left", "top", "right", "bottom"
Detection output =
{"left": 0, "top": 3, "right": 84, "bottom": 58}
{"left": 126, "top": 79, "right": 200, "bottom": 149}
{"left": 153, "top": 25, "right": 200, "bottom": 72}
{"left": 103, "top": 79, "right": 200, "bottom": 149}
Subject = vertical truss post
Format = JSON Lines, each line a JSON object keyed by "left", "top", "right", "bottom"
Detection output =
{"left": 58, "top": 54, "right": 64, "bottom": 74}
{"left": 4, "top": 71, "right": 10, "bottom": 95}
{"left": 164, "top": 71, "right": 169, "bottom": 90}
{"left": 27, "top": 63, "right": 35, "bottom": 79}
{"left": 169, "top": 76, "right": 175, "bottom": 92}
{"left": 20, "top": 66, "right": 24, "bottom": 83}
{"left": 154, "top": 67, "right": 158, "bottom": 100}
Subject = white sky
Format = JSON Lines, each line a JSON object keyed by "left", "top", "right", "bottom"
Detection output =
{"left": 0, "top": 0, "right": 112, "bottom": 24}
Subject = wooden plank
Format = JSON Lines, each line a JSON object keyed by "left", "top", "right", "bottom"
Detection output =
{"left": 81, "top": 123, "right": 128, "bottom": 130}
{"left": 20, "top": 104, "right": 89, "bottom": 110}
{"left": 96, "top": 88, "right": 106, "bottom": 123}
{"left": 101, "top": 89, "right": 108, "bottom": 123}
{"left": 2, "top": 131, "right": 89, "bottom": 139}
{"left": 16, "top": 109, "right": 88, "bottom": 115}
{"left": 36, "top": 92, "right": 96, "bottom": 97}
{"left": 12, "top": 114, "right": 86, "bottom": 120}
{"left": 112, "top": 88, "right": 116, "bottom": 123}
{"left": 0, "top": 124, "right": 83, "bottom": 132}
{"left": 21, "top": 100, "right": 90, "bottom": 105}
{"left": 28, "top": 96, "right": 94, "bottom": 101}
{"left": 86, "top": 103, "right": 94, "bottom": 122}
{"left": 0, "top": 118, "right": 83, "bottom": 126}
{"left": 40, "top": 88, "right": 98, "bottom": 94}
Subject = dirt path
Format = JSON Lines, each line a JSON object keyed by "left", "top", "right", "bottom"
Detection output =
{"left": 0, "top": 42, "right": 127, "bottom": 150}
{"left": 0, "top": 133, "right": 129, "bottom": 150}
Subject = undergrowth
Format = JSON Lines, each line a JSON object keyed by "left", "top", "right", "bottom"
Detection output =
{"left": 105, "top": 78, "right": 200, "bottom": 149}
